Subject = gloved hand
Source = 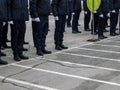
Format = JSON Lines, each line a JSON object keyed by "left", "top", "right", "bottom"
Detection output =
{"left": 26, "top": 21, "right": 29, "bottom": 24}
{"left": 84, "top": 11, "right": 88, "bottom": 14}
{"left": 111, "top": 10, "right": 116, "bottom": 13}
{"left": 8, "top": 21, "right": 14, "bottom": 25}
{"left": 32, "top": 17, "right": 40, "bottom": 22}
{"left": 99, "top": 14, "right": 104, "bottom": 18}
{"left": 72, "top": 12, "right": 75, "bottom": 15}
{"left": 93, "top": 11, "right": 97, "bottom": 13}
{"left": 107, "top": 13, "right": 110, "bottom": 17}
{"left": 66, "top": 15, "right": 68, "bottom": 19}
{"left": 54, "top": 16, "right": 59, "bottom": 21}
{"left": 3, "top": 22, "right": 6, "bottom": 26}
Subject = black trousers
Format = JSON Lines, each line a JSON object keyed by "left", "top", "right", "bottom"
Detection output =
{"left": 110, "top": 9, "right": 119, "bottom": 34}
{"left": 72, "top": 10, "right": 81, "bottom": 31}
{"left": 84, "top": 10, "right": 91, "bottom": 30}
{"left": 2, "top": 23, "right": 8, "bottom": 46}
{"left": 67, "top": 10, "right": 72, "bottom": 26}
{"left": 11, "top": 21, "right": 26, "bottom": 55}
{"left": 32, "top": 16, "right": 49, "bottom": 50}
{"left": 91, "top": 13, "right": 99, "bottom": 33}
{"left": 98, "top": 17, "right": 104, "bottom": 36}
{"left": 54, "top": 15, "right": 66, "bottom": 46}
{"left": 0, "top": 22, "right": 3, "bottom": 49}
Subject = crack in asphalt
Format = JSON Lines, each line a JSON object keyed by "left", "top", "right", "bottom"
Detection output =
{"left": 2, "top": 81, "right": 32, "bottom": 90}
{"left": 46, "top": 60, "right": 91, "bottom": 69}
{"left": 1, "top": 61, "right": 48, "bottom": 89}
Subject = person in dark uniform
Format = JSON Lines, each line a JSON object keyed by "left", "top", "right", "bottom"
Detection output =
{"left": 110, "top": 0, "right": 120, "bottom": 36}
{"left": 72, "top": 0, "right": 82, "bottom": 33}
{"left": 97, "top": 0, "right": 109, "bottom": 39}
{"left": 83, "top": 0, "right": 91, "bottom": 31}
{"left": 1, "top": 23, "right": 11, "bottom": 49}
{"left": 9, "top": 0, "right": 29, "bottom": 61}
{"left": 67, "top": 0, "right": 73, "bottom": 27}
{"left": 0, "top": 0, "right": 9, "bottom": 65}
{"left": 52, "top": 0, "right": 69, "bottom": 50}
{"left": 30, "top": 0, "right": 52, "bottom": 56}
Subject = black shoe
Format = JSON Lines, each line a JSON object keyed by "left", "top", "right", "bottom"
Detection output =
{"left": 14, "top": 55, "right": 21, "bottom": 61}
{"left": 67, "top": 24, "right": 72, "bottom": 27}
{"left": 110, "top": 33, "right": 116, "bottom": 36}
{"left": 19, "top": 54, "right": 29, "bottom": 59}
{"left": 76, "top": 30, "right": 82, "bottom": 33}
{"left": 103, "top": 35, "right": 108, "bottom": 38}
{"left": 98, "top": 35, "right": 107, "bottom": 39}
{"left": 72, "top": 30, "right": 81, "bottom": 34}
{"left": 103, "top": 29, "right": 109, "bottom": 32}
{"left": 0, "top": 51, "right": 6, "bottom": 56}
{"left": 22, "top": 47, "right": 28, "bottom": 51}
{"left": 3, "top": 44, "right": 11, "bottom": 48}
{"left": 55, "top": 46, "right": 62, "bottom": 50}
{"left": 1, "top": 46, "right": 5, "bottom": 50}
{"left": 60, "top": 45, "right": 68, "bottom": 49}
{"left": 24, "top": 42, "right": 29, "bottom": 44}
{"left": 0, "top": 59, "right": 8, "bottom": 65}
{"left": 114, "top": 32, "right": 119, "bottom": 35}
{"left": 42, "top": 49, "right": 52, "bottom": 54}
{"left": 36, "top": 50, "right": 43, "bottom": 56}
{"left": 6, "top": 39, "right": 11, "bottom": 42}
{"left": 98, "top": 36, "right": 105, "bottom": 39}
{"left": 72, "top": 31, "right": 78, "bottom": 34}
{"left": 85, "top": 28, "right": 91, "bottom": 31}
{"left": 48, "top": 29, "right": 50, "bottom": 31}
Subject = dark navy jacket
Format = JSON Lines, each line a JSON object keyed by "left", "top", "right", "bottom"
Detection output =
{"left": 10, "top": 0, "right": 29, "bottom": 21}
{"left": 51, "top": 0, "right": 69, "bottom": 16}
{"left": 30, "top": 0, "right": 51, "bottom": 18}
{"left": 0, "top": 0, "right": 9, "bottom": 21}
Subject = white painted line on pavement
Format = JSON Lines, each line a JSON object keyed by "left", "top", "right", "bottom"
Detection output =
{"left": 105, "top": 39, "right": 120, "bottom": 43}
{"left": 12, "top": 63, "right": 120, "bottom": 87}
{"left": 0, "top": 76, "right": 59, "bottom": 90}
{"left": 0, "top": 42, "right": 93, "bottom": 69}
{"left": 41, "top": 58, "right": 120, "bottom": 72}
{"left": 95, "top": 44, "right": 120, "bottom": 48}
{"left": 62, "top": 52, "right": 120, "bottom": 62}
{"left": 78, "top": 47, "right": 120, "bottom": 54}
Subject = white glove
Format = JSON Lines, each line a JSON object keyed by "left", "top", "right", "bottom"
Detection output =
{"left": 99, "top": 14, "right": 104, "bottom": 18}
{"left": 32, "top": 17, "right": 40, "bottom": 22}
{"left": 72, "top": 12, "right": 75, "bottom": 15}
{"left": 84, "top": 11, "right": 88, "bottom": 14}
{"left": 54, "top": 16, "right": 59, "bottom": 21}
{"left": 107, "top": 13, "right": 110, "bottom": 17}
{"left": 3, "top": 22, "right": 6, "bottom": 26}
{"left": 26, "top": 21, "right": 29, "bottom": 24}
{"left": 8, "top": 21, "right": 14, "bottom": 25}
{"left": 111, "top": 10, "right": 116, "bottom": 13}
{"left": 66, "top": 15, "right": 68, "bottom": 19}
{"left": 93, "top": 11, "right": 97, "bottom": 13}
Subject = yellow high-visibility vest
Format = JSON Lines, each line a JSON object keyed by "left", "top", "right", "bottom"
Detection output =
{"left": 87, "top": 0, "right": 101, "bottom": 12}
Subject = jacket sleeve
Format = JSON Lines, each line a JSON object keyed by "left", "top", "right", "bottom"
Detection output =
{"left": 51, "top": 0, "right": 59, "bottom": 16}
{"left": 109, "top": 0, "right": 114, "bottom": 10}
{"left": 29, "top": 0, "right": 39, "bottom": 18}
{"left": 97, "top": 0, "right": 103, "bottom": 15}
{"left": 7, "top": 0, "right": 12, "bottom": 21}
{"left": 83, "top": 0, "right": 88, "bottom": 11}
{"left": 72, "top": 0, "right": 76, "bottom": 12}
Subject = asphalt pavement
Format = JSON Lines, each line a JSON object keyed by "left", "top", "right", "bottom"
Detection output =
{"left": 1, "top": 12, "right": 120, "bottom": 90}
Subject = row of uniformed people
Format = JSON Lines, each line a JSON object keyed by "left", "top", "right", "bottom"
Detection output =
{"left": 84, "top": 0, "right": 120, "bottom": 39}
{"left": 0, "top": 0, "right": 120, "bottom": 65}
{"left": 0, "top": 0, "right": 69, "bottom": 65}
{"left": 68, "top": 0, "right": 120, "bottom": 39}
